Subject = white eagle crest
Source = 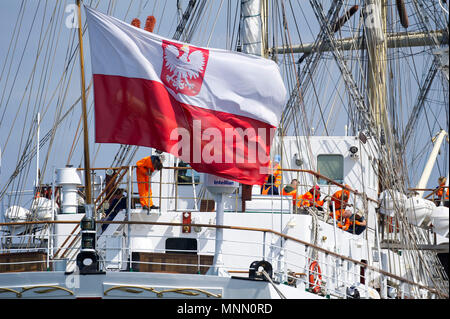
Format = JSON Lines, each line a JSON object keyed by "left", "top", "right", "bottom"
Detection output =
{"left": 163, "top": 44, "right": 205, "bottom": 91}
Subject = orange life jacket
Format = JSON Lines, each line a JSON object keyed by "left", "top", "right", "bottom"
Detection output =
{"left": 331, "top": 209, "right": 351, "bottom": 230}
{"left": 338, "top": 218, "right": 351, "bottom": 231}
{"left": 330, "top": 209, "right": 361, "bottom": 232}
{"left": 330, "top": 189, "right": 350, "bottom": 210}
{"left": 265, "top": 161, "right": 282, "bottom": 187}
{"left": 298, "top": 191, "right": 314, "bottom": 207}
{"left": 273, "top": 163, "right": 282, "bottom": 187}
{"left": 262, "top": 184, "right": 276, "bottom": 195}
{"left": 436, "top": 184, "right": 449, "bottom": 201}
{"left": 298, "top": 191, "right": 323, "bottom": 208}
{"left": 282, "top": 185, "right": 298, "bottom": 206}
{"left": 330, "top": 208, "right": 344, "bottom": 219}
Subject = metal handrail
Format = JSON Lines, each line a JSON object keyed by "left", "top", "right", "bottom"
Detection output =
{"left": 407, "top": 186, "right": 449, "bottom": 201}
{"left": 80, "top": 165, "right": 378, "bottom": 203}
{"left": 121, "top": 166, "right": 375, "bottom": 217}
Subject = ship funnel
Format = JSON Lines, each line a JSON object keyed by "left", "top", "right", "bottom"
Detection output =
{"left": 56, "top": 166, "right": 82, "bottom": 214}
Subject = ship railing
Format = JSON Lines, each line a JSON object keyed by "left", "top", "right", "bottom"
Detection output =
{"left": 45, "top": 165, "right": 375, "bottom": 242}
{"left": 80, "top": 165, "right": 377, "bottom": 231}
{"left": 0, "top": 220, "right": 447, "bottom": 299}
{"left": 75, "top": 165, "right": 378, "bottom": 214}
{"left": 409, "top": 186, "right": 449, "bottom": 207}
{"left": 0, "top": 229, "right": 83, "bottom": 271}
{"left": 2, "top": 164, "right": 376, "bottom": 239}
{"left": 46, "top": 165, "right": 377, "bottom": 261}
{"left": 1, "top": 165, "right": 376, "bottom": 229}
{"left": 6, "top": 167, "right": 441, "bottom": 293}
{"left": 2, "top": 166, "right": 432, "bottom": 282}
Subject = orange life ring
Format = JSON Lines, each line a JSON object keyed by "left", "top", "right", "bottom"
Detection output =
{"left": 309, "top": 261, "right": 322, "bottom": 294}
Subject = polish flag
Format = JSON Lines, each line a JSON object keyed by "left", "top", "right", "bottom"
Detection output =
{"left": 85, "top": 6, "right": 286, "bottom": 185}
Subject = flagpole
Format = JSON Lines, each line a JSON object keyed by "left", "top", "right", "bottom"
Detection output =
{"left": 75, "top": 0, "right": 100, "bottom": 274}
{"left": 76, "top": 0, "right": 92, "bottom": 206}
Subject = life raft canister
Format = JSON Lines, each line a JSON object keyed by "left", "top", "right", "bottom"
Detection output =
{"left": 309, "top": 261, "right": 322, "bottom": 294}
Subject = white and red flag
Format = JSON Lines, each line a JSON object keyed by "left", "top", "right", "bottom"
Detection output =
{"left": 85, "top": 6, "right": 286, "bottom": 185}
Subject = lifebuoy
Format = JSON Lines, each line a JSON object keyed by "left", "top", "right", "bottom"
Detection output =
{"left": 309, "top": 261, "right": 322, "bottom": 294}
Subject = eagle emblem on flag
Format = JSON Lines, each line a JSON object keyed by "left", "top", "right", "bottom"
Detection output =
{"left": 161, "top": 40, "right": 209, "bottom": 96}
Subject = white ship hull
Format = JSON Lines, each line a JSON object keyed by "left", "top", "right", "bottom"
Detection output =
{"left": 0, "top": 271, "right": 323, "bottom": 299}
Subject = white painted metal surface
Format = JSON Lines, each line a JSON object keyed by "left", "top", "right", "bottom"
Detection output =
{"left": 56, "top": 167, "right": 82, "bottom": 214}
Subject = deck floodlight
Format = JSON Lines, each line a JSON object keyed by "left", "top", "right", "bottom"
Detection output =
{"left": 349, "top": 146, "right": 359, "bottom": 159}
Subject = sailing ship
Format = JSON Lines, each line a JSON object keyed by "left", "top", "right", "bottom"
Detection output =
{"left": 0, "top": 0, "right": 448, "bottom": 300}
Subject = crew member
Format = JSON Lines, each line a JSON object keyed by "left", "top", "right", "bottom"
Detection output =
{"left": 329, "top": 185, "right": 351, "bottom": 212}
{"left": 264, "top": 155, "right": 282, "bottom": 193}
{"left": 282, "top": 179, "right": 299, "bottom": 208}
{"left": 261, "top": 175, "right": 279, "bottom": 195}
{"left": 273, "top": 155, "right": 282, "bottom": 190}
{"left": 347, "top": 212, "right": 367, "bottom": 235}
{"left": 333, "top": 209, "right": 352, "bottom": 231}
{"left": 136, "top": 155, "right": 163, "bottom": 210}
{"left": 102, "top": 188, "right": 126, "bottom": 233}
{"left": 298, "top": 185, "right": 324, "bottom": 210}
{"left": 101, "top": 169, "right": 126, "bottom": 232}
{"left": 436, "top": 176, "right": 449, "bottom": 205}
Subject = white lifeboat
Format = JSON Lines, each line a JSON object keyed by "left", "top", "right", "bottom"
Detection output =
{"left": 404, "top": 196, "right": 436, "bottom": 226}
{"left": 431, "top": 206, "right": 449, "bottom": 237}
{"left": 30, "top": 197, "right": 58, "bottom": 220}
{"left": 4, "top": 205, "right": 30, "bottom": 222}
{"left": 4, "top": 206, "right": 31, "bottom": 236}
{"left": 378, "top": 189, "right": 407, "bottom": 217}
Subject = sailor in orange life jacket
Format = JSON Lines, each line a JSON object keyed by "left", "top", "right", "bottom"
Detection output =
{"left": 136, "top": 155, "right": 163, "bottom": 210}
{"left": 298, "top": 185, "right": 324, "bottom": 210}
{"left": 282, "top": 179, "right": 299, "bottom": 207}
{"left": 264, "top": 155, "right": 282, "bottom": 193}
{"left": 333, "top": 209, "right": 352, "bottom": 231}
{"left": 347, "top": 212, "right": 367, "bottom": 235}
{"left": 436, "top": 176, "right": 449, "bottom": 202}
{"left": 329, "top": 185, "right": 351, "bottom": 213}
{"left": 261, "top": 175, "right": 279, "bottom": 195}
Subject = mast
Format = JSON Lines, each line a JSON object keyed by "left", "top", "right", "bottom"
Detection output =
{"left": 35, "top": 113, "right": 40, "bottom": 188}
{"left": 261, "top": 0, "right": 268, "bottom": 58}
{"left": 241, "top": 0, "right": 263, "bottom": 56}
{"left": 366, "top": 0, "right": 389, "bottom": 138}
{"left": 75, "top": 1, "right": 100, "bottom": 274}
{"left": 415, "top": 130, "right": 448, "bottom": 198}
{"left": 269, "top": 30, "right": 448, "bottom": 54}
{"left": 365, "top": 0, "right": 389, "bottom": 299}
{"left": 76, "top": 0, "right": 92, "bottom": 206}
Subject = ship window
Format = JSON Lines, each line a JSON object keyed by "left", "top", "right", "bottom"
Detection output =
{"left": 176, "top": 161, "right": 200, "bottom": 185}
{"left": 165, "top": 238, "right": 198, "bottom": 254}
{"left": 317, "top": 154, "right": 344, "bottom": 184}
